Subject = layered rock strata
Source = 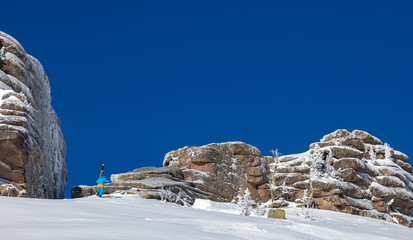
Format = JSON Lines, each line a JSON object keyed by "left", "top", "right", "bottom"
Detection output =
{"left": 0, "top": 32, "right": 67, "bottom": 198}
{"left": 270, "top": 129, "right": 413, "bottom": 227}
{"left": 72, "top": 142, "right": 272, "bottom": 204}
{"left": 71, "top": 166, "right": 220, "bottom": 205}
{"left": 163, "top": 142, "right": 271, "bottom": 202}
{"left": 72, "top": 130, "right": 413, "bottom": 227}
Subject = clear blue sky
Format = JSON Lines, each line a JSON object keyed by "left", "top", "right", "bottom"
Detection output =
{"left": 2, "top": 1, "right": 412, "bottom": 198}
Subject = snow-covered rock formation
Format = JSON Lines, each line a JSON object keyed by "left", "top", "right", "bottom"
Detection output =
{"left": 163, "top": 142, "right": 271, "bottom": 202}
{"left": 72, "top": 142, "right": 271, "bottom": 204}
{"left": 72, "top": 129, "right": 412, "bottom": 227}
{"left": 72, "top": 166, "right": 217, "bottom": 205}
{"left": 270, "top": 129, "right": 413, "bottom": 228}
{"left": 0, "top": 32, "right": 67, "bottom": 198}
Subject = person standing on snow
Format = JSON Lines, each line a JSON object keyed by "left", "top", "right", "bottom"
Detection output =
{"left": 96, "top": 176, "right": 110, "bottom": 197}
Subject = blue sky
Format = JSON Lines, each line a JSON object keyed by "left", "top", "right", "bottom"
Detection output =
{"left": 2, "top": 1, "right": 412, "bottom": 198}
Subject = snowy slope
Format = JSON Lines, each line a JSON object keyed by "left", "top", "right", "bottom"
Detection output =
{"left": 0, "top": 196, "right": 411, "bottom": 240}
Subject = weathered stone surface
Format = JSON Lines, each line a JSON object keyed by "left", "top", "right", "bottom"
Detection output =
{"left": 163, "top": 142, "right": 269, "bottom": 202}
{"left": 333, "top": 158, "right": 366, "bottom": 172}
{"left": 352, "top": 130, "right": 382, "bottom": 145}
{"left": 309, "top": 141, "right": 335, "bottom": 149}
{"left": 313, "top": 195, "right": 344, "bottom": 211}
{"left": 284, "top": 173, "right": 310, "bottom": 185}
{"left": 257, "top": 184, "right": 271, "bottom": 202}
{"left": 321, "top": 129, "right": 350, "bottom": 142}
{"left": 270, "top": 129, "right": 413, "bottom": 228}
{"left": 111, "top": 166, "right": 185, "bottom": 182}
{"left": 393, "top": 151, "right": 409, "bottom": 163}
{"left": 0, "top": 32, "right": 67, "bottom": 199}
{"left": 268, "top": 199, "right": 289, "bottom": 208}
{"left": 395, "top": 160, "right": 412, "bottom": 173}
{"left": 271, "top": 186, "right": 299, "bottom": 202}
{"left": 0, "top": 180, "right": 26, "bottom": 197}
{"left": 391, "top": 214, "right": 413, "bottom": 228}
{"left": 272, "top": 173, "right": 288, "bottom": 186}
{"left": 341, "top": 137, "right": 365, "bottom": 152}
{"left": 71, "top": 185, "right": 96, "bottom": 199}
{"left": 330, "top": 146, "right": 364, "bottom": 159}
{"left": 376, "top": 176, "right": 406, "bottom": 188}
{"left": 291, "top": 165, "right": 311, "bottom": 173}
{"left": 278, "top": 156, "right": 299, "bottom": 163}
{"left": 341, "top": 169, "right": 370, "bottom": 186}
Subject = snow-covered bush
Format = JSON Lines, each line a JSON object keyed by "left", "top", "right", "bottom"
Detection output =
{"left": 384, "top": 143, "right": 392, "bottom": 161}
{"left": 331, "top": 168, "right": 343, "bottom": 181}
{"left": 369, "top": 145, "right": 378, "bottom": 165}
{"left": 311, "top": 144, "right": 326, "bottom": 178}
{"left": 270, "top": 148, "right": 281, "bottom": 164}
{"left": 301, "top": 189, "right": 314, "bottom": 220}
{"left": 386, "top": 198, "right": 394, "bottom": 214}
{"left": 237, "top": 188, "right": 254, "bottom": 216}
{"left": 160, "top": 186, "right": 175, "bottom": 202}
{"left": 160, "top": 186, "right": 191, "bottom": 207}
{"left": 254, "top": 201, "right": 266, "bottom": 216}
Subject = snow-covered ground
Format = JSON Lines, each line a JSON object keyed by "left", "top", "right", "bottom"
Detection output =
{"left": 0, "top": 196, "right": 411, "bottom": 240}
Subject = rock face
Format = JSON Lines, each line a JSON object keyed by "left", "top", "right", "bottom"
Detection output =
{"left": 270, "top": 129, "right": 413, "bottom": 228}
{"left": 71, "top": 129, "right": 413, "bottom": 228}
{"left": 163, "top": 142, "right": 271, "bottom": 202}
{"left": 72, "top": 142, "right": 272, "bottom": 204}
{"left": 72, "top": 166, "right": 219, "bottom": 205}
{"left": 0, "top": 32, "right": 67, "bottom": 198}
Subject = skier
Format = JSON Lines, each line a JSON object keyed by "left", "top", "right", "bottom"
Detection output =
{"left": 96, "top": 176, "right": 110, "bottom": 197}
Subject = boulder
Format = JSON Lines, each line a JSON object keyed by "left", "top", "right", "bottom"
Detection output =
{"left": 393, "top": 151, "right": 409, "bottom": 163}
{"left": 313, "top": 195, "right": 344, "bottom": 211}
{"left": 340, "top": 137, "right": 365, "bottom": 152}
{"left": 0, "top": 31, "right": 67, "bottom": 199}
{"left": 321, "top": 129, "right": 350, "bottom": 142}
{"left": 330, "top": 146, "right": 364, "bottom": 159}
{"left": 272, "top": 173, "right": 288, "bottom": 186}
{"left": 309, "top": 141, "right": 335, "bottom": 149}
{"left": 267, "top": 209, "right": 285, "bottom": 219}
{"left": 0, "top": 181, "right": 26, "bottom": 197}
{"left": 292, "top": 165, "right": 311, "bottom": 173}
{"left": 351, "top": 130, "right": 382, "bottom": 145}
{"left": 391, "top": 214, "right": 413, "bottom": 228}
{"left": 341, "top": 169, "right": 370, "bottom": 186}
{"left": 333, "top": 158, "right": 366, "bottom": 172}
{"left": 71, "top": 185, "right": 96, "bottom": 198}
{"left": 284, "top": 173, "right": 310, "bottom": 185}
{"left": 271, "top": 186, "right": 299, "bottom": 202}
{"left": 395, "top": 160, "right": 412, "bottom": 173}
{"left": 268, "top": 199, "right": 289, "bottom": 208}
{"left": 376, "top": 176, "right": 406, "bottom": 188}
{"left": 278, "top": 156, "right": 299, "bottom": 163}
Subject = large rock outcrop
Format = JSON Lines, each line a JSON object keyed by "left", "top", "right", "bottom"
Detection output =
{"left": 270, "top": 129, "right": 413, "bottom": 227}
{"left": 71, "top": 130, "right": 413, "bottom": 228}
{"left": 163, "top": 142, "right": 271, "bottom": 202}
{"left": 0, "top": 32, "right": 67, "bottom": 198}
{"left": 72, "top": 142, "right": 271, "bottom": 204}
{"left": 72, "top": 166, "right": 220, "bottom": 205}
